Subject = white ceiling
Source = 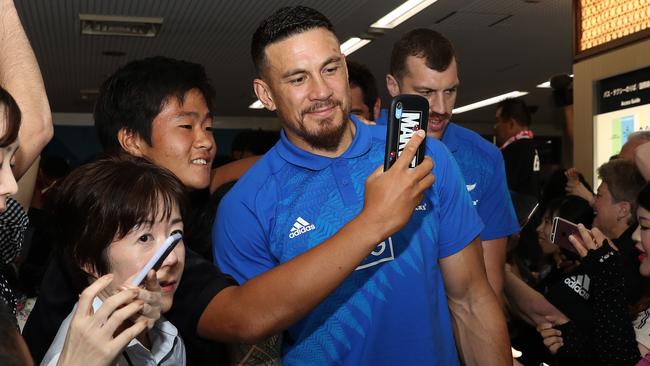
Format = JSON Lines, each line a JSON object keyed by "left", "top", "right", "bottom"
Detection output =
{"left": 14, "top": 0, "right": 573, "bottom": 129}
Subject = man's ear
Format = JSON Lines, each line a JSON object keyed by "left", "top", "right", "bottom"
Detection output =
{"left": 253, "top": 79, "right": 276, "bottom": 111}
{"left": 617, "top": 201, "right": 632, "bottom": 221}
{"left": 117, "top": 128, "right": 145, "bottom": 157}
{"left": 386, "top": 74, "right": 400, "bottom": 97}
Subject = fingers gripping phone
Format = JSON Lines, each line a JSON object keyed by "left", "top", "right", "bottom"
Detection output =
{"left": 550, "top": 217, "right": 579, "bottom": 254}
{"left": 131, "top": 233, "right": 183, "bottom": 286}
{"left": 384, "top": 94, "right": 429, "bottom": 171}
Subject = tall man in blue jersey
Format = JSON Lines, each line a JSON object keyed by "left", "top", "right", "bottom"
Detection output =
{"left": 213, "top": 6, "right": 510, "bottom": 365}
{"left": 385, "top": 29, "right": 520, "bottom": 306}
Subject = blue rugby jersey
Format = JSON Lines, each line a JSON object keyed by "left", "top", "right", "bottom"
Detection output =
{"left": 441, "top": 123, "right": 519, "bottom": 240}
{"left": 213, "top": 116, "right": 482, "bottom": 365}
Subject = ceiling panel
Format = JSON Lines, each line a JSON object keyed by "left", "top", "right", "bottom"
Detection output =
{"left": 13, "top": 0, "right": 573, "bottom": 129}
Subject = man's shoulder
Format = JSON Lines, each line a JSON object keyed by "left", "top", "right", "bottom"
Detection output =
{"left": 448, "top": 123, "right": 500, "bottom": 157}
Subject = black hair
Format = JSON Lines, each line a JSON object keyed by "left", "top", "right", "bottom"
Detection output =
{"left": 251, "top": 6, "right": 334, "bottom": 77}
{"left": 50, "top": 156, "right": 187, "bottom": 276}
{"left": 347, "top": 60, "right": 379, "bottom": 120}
{"left": 390, "top": 28, "right": 455, "bottom": 82}
{"left": 0, "top": 86, "right": 21, "bottom": 147}
{"left": 496, "top": 98, "right": 532, "bottom": 127}
{"left": 94, "top": 56, "right": 216, "bottom": 155}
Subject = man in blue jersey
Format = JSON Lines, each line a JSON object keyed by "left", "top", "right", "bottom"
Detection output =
{"left": 213, "top": 6, "right": 510, "bottom": 365}
{"left": 385, "top": 29, "right": 520, "bottom": 306}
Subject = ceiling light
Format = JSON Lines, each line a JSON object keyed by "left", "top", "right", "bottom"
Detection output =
{"left": 249, "top": 100, "right": 265, "bottom": 109}
{"left": 340, "top": 37, "right": 372, "bottom": 55}
{"left": 80, "top": 14, "right": 163, "bottom": 37}
{"left": 370, "top": 0, "right": 439, "bottom": 29}
{"left": 453, "top": 91, "right": 529, "bottom": 114}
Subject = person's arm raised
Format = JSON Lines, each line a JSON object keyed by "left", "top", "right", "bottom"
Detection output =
{"left": 0, "top": 0, "right": 53, "bottom": 179}
{"left": 199, "top": 129, "right": 434, "bottom": 342}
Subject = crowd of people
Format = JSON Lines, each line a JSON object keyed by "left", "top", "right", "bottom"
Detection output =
{"left": 1, "top": 1, "right": 649, "bottom": 365}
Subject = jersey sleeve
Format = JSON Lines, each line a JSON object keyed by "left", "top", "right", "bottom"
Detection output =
{"left": 212, "top": 184, "right": 277, "bottom": 284}
{"left": 476, "top": 150, "right": 520, "bottom": 240}
{"left": 427, "top": 140, "right": 484, "bottom": 258}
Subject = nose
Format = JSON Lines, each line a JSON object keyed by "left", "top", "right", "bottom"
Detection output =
{"left": 428, "top": 93, "right": 446, "bottom": 115}
{"left": 0, "top": 166, "right": 18, "bottom": 198}
{"left": 632, "top": 224, "right": 641, "bottom": 243}
{"left": 160, "top": 244, "right": 180, "bottom": 268}
{"left": 309, "top": 75, "right": 333, "bottom": 101}
{"left": 194, "top": 126, "right": 215, "bottom": 151}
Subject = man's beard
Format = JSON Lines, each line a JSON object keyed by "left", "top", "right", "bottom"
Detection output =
{"left": 290, "top": 98, "right": 348, "bottom": 151}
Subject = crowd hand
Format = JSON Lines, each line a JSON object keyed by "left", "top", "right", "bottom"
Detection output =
{"left": 57, "top": 274, "right": 148, "bottom": 366}
{"left": 537, "top": 315, "right": 568, "bottom": 355}
{"left": 121, "top": 270, "right": 163, "bottom": 329}
{"left": 564, "top": 168, "right": 594, "bottom": 203}
{"left": 361, "top": 129, "right": 434, "bottom": 239}
{"left": 568, "top": 225, "right": 617, "bottom": 258}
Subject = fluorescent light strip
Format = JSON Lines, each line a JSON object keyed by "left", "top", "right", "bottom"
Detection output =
{"left": 340, "top": 37, "right": 372, "bottom": 55}
{"left": 452, "top": 91, "right": 529, "bottom": 114}
{"left": 536, "top": 74, "right": 574, "bottom": 88}
{"left": 248, "top": 100, "right": 264, "bottom": 109}
{"left": 370, "top": 0, "right": 439, "bottom": 29}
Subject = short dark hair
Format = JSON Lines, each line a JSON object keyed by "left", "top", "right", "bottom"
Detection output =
{"left": 251, "top": 6, "right": 334, "bottom": 77}
{"left": 94, "top": 56, "right": 216, "bottom": 155}
{"left": 496, "top": 98, "right": 532, "bottom": 127}
{"left": 0, "top": 86, "right": 21, "bottom": 147}
{"left": 598, "top": 159, "right": 645, "bottom": 223}
{"left": 347, "top": 61, "right": 379, "bottom": 120}
{"left": 50, "top": 157, "right": 187, "bottom": 276}
{"left": 390, "top": 28, "right": 455, "bottom": 82}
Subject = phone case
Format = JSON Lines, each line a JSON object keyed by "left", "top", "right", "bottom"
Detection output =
{"left": 384, "top": 94, "right": 429, "bottom": 171}
{"left": 550, "top": 216, "right": 579, "bottom": 254}
{"left": 131, "top": 233, "right": 183, "bottom": 286}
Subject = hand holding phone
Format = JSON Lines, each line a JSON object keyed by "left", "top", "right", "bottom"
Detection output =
{"left": 384, "top": 94, "right": 429, "bottom": 171}
{"left": 550, "top": 217, "right": 580, "bottom": 254}
{"left": 130, "top": 233, "right": 183, "bottom": 286}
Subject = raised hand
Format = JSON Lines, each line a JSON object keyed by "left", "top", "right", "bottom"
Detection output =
{"left": 568, "top": 224, "right": 617, "bottom": 258}
{"left": 56, "top": 274, "right": 148, "bottom": 366}
{"left": 360, "top": 129, "right": 435, "bottom": 239}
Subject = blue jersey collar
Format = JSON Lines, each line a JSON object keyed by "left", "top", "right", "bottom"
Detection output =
{"left": 276, "top": 115, "right": 372, "bottom": 170}
{"left": 440, "top": 122, "right": 459, "bottom": 153}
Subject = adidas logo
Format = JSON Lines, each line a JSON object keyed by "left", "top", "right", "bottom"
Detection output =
{"left": 415, "top": 203, "right": 427, "bottom": 211}
{"left": 289, "top": 217, "right": 316, "bottom": 239}
{"left": 564, "top": 274, "right": 590, "bottom": 300}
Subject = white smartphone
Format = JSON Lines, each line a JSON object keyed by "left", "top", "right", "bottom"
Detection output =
{"left": 130, "top": 232, "right": 183, "bottom": 286}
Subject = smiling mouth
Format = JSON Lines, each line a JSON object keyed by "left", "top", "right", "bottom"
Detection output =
{"left": 191, "top": 158, "right": 208, "bottom": 165}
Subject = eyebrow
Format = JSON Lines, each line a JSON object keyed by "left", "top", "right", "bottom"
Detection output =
{"left": 171, "top": 217, "right": 183, "bottom": 225}
{"left": 174, "top": 111, "right": 213, "bottom": 121}
{"left": 281, "top": 56, "right": 343, "bottom": 79}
